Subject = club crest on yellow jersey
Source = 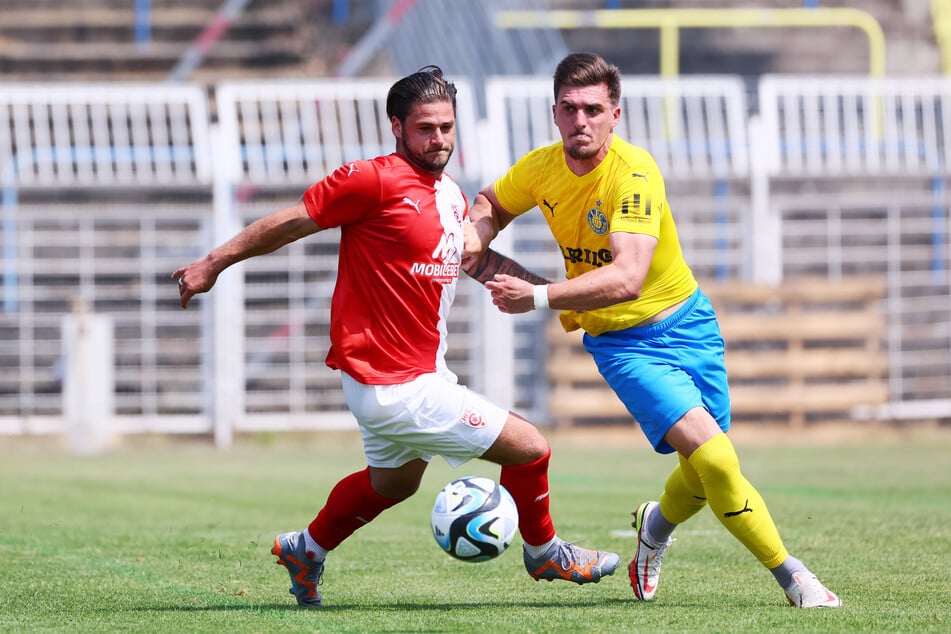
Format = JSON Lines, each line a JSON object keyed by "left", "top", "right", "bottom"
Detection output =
{"left": 587, "top": 207, "right": 609, "bottom": 235}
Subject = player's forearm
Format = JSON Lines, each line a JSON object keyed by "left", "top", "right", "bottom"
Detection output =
{"left": 548, "top": 263, "right": 642, "bottom": 311}
{"left": 467, "top": 248, "right": 550, "bottom": 286}
{"left": 468, "top": 193, "right": 502, "bottom": 247}
{"left": 209, "top": 203, "right": 318, "bottom": 272}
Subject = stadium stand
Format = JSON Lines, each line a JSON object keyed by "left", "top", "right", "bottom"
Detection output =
{"left": 0, "top": 0, "right": 372, "bottom": 81}
{"left": 1, "top": 1, "right": 950, "bottom": 445}
{"left": 547, "top": 0, "right": 938, "bottom": 78}
{"left": 0, "top": 1, "right": 941, "bottom": 83}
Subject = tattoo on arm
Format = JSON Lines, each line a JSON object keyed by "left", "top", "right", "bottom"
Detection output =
{"left": 467, "top": 248, "right": 550, "bottom": 285}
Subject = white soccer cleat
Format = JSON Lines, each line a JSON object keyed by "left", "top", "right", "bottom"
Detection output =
{"left": 628, "top": 501, "right": 673, "bottom": 601}
{"left": 784, "top": 571, "right": 842, "bottom": 608}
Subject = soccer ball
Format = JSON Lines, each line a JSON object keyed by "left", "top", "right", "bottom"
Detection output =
{"left": 431, "top": 476, "right": 519, "bottom": 562}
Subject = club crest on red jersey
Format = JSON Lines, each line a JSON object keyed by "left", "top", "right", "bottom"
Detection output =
{"left": 461, "top": 408, "right": 487, "bottom": 428}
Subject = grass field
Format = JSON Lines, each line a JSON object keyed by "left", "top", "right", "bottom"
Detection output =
{"left": 1, "top": 426, "right": 949, "bottom": 633}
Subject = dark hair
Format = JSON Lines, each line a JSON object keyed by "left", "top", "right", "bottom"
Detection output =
{"left": 553, "top": 53, "right": 621, "bottom": 107}
{"left": 386, "top": 65, "right": 457, "bottom": 122}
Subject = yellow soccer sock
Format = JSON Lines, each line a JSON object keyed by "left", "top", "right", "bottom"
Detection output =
{"left": 658, "top": 456, "right": 708, "bottom": 525}
{"left": 687, "top": 433, "right": 789, "bottom": 569}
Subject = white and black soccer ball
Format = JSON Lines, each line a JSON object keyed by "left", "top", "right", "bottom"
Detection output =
{"left": 431, "top": 476, "right": 519, "bottom": 562}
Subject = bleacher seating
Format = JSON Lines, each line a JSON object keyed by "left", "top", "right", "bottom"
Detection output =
{"left": 1, "top": 2, "right": 950, "bottom": 443}
{"left": 547, "top": 0, "right": 939, "bottom": 78}
{"left": 546, "top": 277, "right": 888, "bottom": 428}
{"left": 0, "top": 0, "right": 340, "bottom": 82}
{"left": 0, "top": 1, "right": 942, "bottom": 84}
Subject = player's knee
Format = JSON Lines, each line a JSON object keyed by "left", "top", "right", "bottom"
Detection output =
{"left": 372, "top": 479, "right": 419, "bottom": 501}
{"left": 688, "top": 433, "right": 741, "bottom": 485}
{"left": 522, "top": 435, "right": 550, "bottom": 463}
{"left": 482, "top": 415, "right": 550, "bottom": 465}
{"left": 369, "top": 462, "right": 426, "bottom": 500}
{"left": 511, "top": 418, "right": 550, "bottom": 461}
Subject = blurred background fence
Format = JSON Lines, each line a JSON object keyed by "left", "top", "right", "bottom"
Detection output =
{"left": 1, "top": 0, "right": 949, "bottom": 447}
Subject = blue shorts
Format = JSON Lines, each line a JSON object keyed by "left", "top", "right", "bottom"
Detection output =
{"left": 582, "top": 288, "right": 731, "bottom": 454}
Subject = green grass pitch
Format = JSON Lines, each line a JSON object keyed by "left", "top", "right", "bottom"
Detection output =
{"left": 1, "top": 428, "right": 949, "bottom": 633}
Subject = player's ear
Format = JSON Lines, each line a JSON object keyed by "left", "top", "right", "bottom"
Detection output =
{"left": 390, "top": 115, "right": 402, "bottom": 139}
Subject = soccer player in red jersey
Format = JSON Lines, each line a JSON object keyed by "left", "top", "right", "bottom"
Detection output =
{"left": 173, "top": 66, "right": 619, "bottom": 607}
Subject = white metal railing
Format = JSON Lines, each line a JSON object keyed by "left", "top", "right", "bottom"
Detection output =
{"left": 215, "top": 78, "right": 482, "bottom": 186}
{"left": 759, "top": 75, "right": 951, "bottom": 176}
{"left": 756, "top": 75, "right": 951, "bottom": 418}
{"left": 484, "top": 74, "right": 749, "bottom": 181}
{"left": 1, "top": 75, "right": 951, "bottom": 445}
{"left": 0, "top": 84, "right": 211, "bottom": 188}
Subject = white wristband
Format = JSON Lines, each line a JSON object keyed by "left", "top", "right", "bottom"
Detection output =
{"left": 532, "top": 284, "right": 550, "bottom": 310}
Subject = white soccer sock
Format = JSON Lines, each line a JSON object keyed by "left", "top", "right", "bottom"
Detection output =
{"left": 303, "top": 529, "right": 329, "bottom": 562}
{"left": 522, "top": 535, "right": 559, "bottom": 559}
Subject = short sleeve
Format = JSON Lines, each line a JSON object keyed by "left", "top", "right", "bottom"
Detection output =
{"left": 302, "top": 160, "right": 381, "bottom": 228}
{"left": 609, "top": 165, "right": 666, "bottom": 239}
{"left": 492, "top": 150, "right": 544, "bottom": 217}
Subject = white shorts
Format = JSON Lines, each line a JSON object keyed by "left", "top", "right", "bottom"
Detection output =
{"left": 340, "top": 371, "right": 509, "bottom": 469}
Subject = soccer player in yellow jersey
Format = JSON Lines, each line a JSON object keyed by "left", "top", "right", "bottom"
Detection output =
{"left": 463, "top": 52, "right": 841, "bottom": 608}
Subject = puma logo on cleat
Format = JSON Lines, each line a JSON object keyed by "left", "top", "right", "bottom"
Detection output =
{"left": 724, "top": 499, "right": 753, "bottom": 517}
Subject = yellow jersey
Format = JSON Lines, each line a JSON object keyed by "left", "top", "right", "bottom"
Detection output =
{"left": 493, "top": 135, "right": 698, "bottom": 336}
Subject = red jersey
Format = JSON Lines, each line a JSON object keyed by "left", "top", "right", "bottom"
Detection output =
{"left": 302, "top": 153, "right": 468, "bottom": 384}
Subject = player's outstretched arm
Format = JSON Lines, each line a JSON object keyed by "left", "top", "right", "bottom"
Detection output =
{"left": 172, "top": 201, "right": 320, "bottom": 309}
{"left": 463, "top": 187, "right": 542, "bottom": 285}
{"left": 466, "top": 248, "right": 549, "bottom": 286}
{"left": 462, "top": 189, "right": 517, "bottom": 270}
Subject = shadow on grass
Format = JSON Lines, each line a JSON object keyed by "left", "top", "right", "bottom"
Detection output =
{"left": 123, "top": 596, "right": 641, "bottom": 612}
